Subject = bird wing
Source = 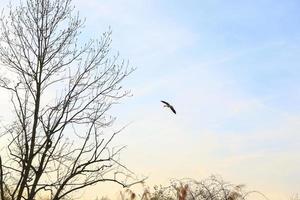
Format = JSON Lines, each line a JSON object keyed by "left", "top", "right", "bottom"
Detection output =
{"left": 161, "top": 100, "right": 170, "bottom": 106}
{"left": 169, "top": 106, "right": 176, "bottom": 114}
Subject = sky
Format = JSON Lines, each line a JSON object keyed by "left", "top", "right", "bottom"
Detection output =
{"left": 1, "top": 0, "right": 300, "bottom": 199}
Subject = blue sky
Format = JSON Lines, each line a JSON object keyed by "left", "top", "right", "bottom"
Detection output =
{"left": 1, "top": 0, "right": 300, "bottom": 199}
{"left": 72, "top": 0, "right": 300, "bottom": 199}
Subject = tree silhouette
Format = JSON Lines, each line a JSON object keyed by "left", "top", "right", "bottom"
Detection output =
{"left": 0, "top": 0, "right": 141, "bottom": 199}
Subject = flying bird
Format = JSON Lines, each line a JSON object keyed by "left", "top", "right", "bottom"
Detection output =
{"left": 161, "top": 100, "right": 176, "bottom": 114}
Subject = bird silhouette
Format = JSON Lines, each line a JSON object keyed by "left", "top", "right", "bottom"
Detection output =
{"left": 161, "top": 100, "right": 176, "bottom": 114}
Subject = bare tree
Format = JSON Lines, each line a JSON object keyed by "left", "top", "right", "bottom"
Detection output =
{"left": 0, "top": 0, "right": 141, "bottom": 199}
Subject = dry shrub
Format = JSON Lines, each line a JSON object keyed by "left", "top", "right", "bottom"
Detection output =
{"left": 100, "top": 175, "right": 274, "bottom": 200}
{"left": 139, "top": 175, "right": 268, "bottom": 200}
{"left": 120, "top": 188, "right": 137, "bottom": 200}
